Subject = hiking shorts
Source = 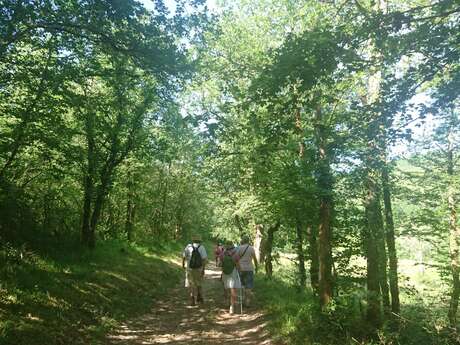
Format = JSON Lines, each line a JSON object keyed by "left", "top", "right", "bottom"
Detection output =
{"left": 185, "top": 268, "right": 203, "bottom": 288}
{"left": 240, "top": 271, "right": 254, "bottom": 289}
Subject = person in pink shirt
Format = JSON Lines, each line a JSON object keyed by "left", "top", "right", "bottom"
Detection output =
{"left": 214, "top": 241, "right": 224, "bottom": 267}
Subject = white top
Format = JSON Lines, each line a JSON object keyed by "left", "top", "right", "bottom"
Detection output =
{"left": 237, "top": 244, "right": 255, "bottom": 272}
{"left": 182, "top": 243, "right": 208, "bottom": 268}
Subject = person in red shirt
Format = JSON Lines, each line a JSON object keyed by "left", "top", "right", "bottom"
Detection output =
{"left": 214, "top": 242, "right": 224, "bottom": 266}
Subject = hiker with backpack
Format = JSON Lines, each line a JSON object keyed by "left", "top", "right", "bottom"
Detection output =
{"left": 220, "top": 241, "right": 242, "bottom": 314}
{"left": 182, "top": 234, "right": 207, "bottom": 306}
{"left": 238, "top": 235, "right": 258, "bottom": 307}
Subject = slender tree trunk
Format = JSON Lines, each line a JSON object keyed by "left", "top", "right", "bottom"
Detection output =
{"left": 81, "top": 109, "right": 96, "bottom": 248}
{"left": 254, "top": 224, "right": 264, "bottom": 264}
{"left": 364, "top": 114, "right": 386, "bottom": 326}
{"left": 264, "top": 221, "right": 280, "bottom": 279}
{"left": 157, "top": 162, "right": 171, "bottom": 238}
{"left": 376, "top": 192, "right": 390, "bottom": 315}
{"left": 88, "top": 162, "right": 116, "bottom": 249}
{"left": 296, "top": 220, "right": 307, "bottom": 288}
{"left": 364, "top": 173, "right": 382, "bottom": 327}
{"left": 125, "top": 172, "right": 135, "bottom": 242}
{"left": 315, "top": 105, "right": 334, "bottom": 308}
{"left": 364, "top": 0, "right": 388, "bottom": 322}
{"left": 307, "top": 224, "right": 319, "bottom": 291}
{"left": 382, "top": 163, "right": 400, "bottom": 314}
{"left": 42, "top": 192, "right": 51, "bottom": 233}
{"left": 447, "top": 110, "right": 460, "bottom": 328}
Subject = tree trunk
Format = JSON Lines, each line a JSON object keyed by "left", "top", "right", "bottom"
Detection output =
{"left": 315, "top": 105, "right": 334, "bottom": 308}
{"left": 253, "top": 224, "right": 264, "bottom": 264}
{"left": 447, "top": 110, "right": 460, "bottom": 328}
{"left": 364, "top": 0, "right": 387, "bottom": 322}
{"left": 382, "top": 163, "right": 400, "bottom": 314}
{"left": 88, "top": 165, "right": 114, "bottom": 249}
{"left": 157, "top": 162, "right": 171, "bottom": 239}
{"left": 264, "top": 221, "right": 280, "bottom": 279}
{"left": 125, "top": 173, "right": 135, "bottom": 242}
{"left": 296, "top": 220, "right": 307, "bottom": 288}
{"left": 376, "top": 192, "right": 390, "bottom": 315}
{"left": 307, "top": 224, "right": 319, "bottom": 291}
{"left": 81, "top": 109, "right": 96, "bottom": 248}
{"left": 364, "top": 173, "right": 382, "bottom": 328}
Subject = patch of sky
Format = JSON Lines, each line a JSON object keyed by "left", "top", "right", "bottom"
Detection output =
{"left": 138, "top": 0, "right": 218, "bottom": 15}
{"left": 391, "top": 92, "right": 439, "bottom": 159}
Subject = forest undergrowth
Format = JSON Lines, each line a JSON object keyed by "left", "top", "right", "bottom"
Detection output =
{"left": 0, "top": 240, "right": 182, "bottom": 345}
{"left": 257, "top": 259, "right": 458, "bottom": 345}
{"left": 1, "top": 238, "right": 459, "bottom": 345}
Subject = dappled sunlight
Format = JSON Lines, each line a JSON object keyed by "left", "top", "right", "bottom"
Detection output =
{"left": 0, "top": 243, "right": 185, "bottom": 345}
{"left": 96, "top": 270, "right": 130, "bottom": 282}
{"left": 107, "top": 263, "right": 277, "bottom": 345}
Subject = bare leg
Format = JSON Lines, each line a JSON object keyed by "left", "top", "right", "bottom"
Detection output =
{"left": 223, "top": 288, "right": 229, "bottom": 305}
{"left": 245, "top": 288, "right": 253, "bottom": 307}
{"left": 229, "top": 288, "right": 237, "bottom": 313}
{"left": 189, "top": 286, "right": 196, "bottom": 305}
{"left": 197, "top": 286, "right": 204, "bottom": 303}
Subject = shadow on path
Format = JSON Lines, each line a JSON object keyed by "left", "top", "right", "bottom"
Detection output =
{"left": 107, "top": 262, "right": 278, "bottom": 345}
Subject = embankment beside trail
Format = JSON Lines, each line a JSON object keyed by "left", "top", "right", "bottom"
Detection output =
{"left": 0, "top": 241, "right": 182, "bottom": 345}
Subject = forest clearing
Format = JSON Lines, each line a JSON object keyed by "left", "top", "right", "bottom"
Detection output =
{"left": 1, "top": 0, "right": 459, "bottom": 344}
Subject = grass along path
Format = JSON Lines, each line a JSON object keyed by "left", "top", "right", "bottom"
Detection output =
{"left": 107, "top": 261, "right": 278, "bottom": 345}
{"left": 0, "top": 241, "right": 182, "bottom": 345}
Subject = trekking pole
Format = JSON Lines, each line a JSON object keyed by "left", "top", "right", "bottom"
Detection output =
{"left": 240, "top": 286, "right": 244, "bottom": 314}
{"left": 237, "top": 271, "right": 243, "bottom": 314}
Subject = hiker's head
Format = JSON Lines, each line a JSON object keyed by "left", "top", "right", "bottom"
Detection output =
{"left": 191, "top": 233, "right": 202, "bottom": 243}
{"left": 241, "top": 235, "right": 250, "bottom": 244}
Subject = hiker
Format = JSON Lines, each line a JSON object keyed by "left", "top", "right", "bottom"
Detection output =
{"left": 220, "top": 240, "right": 241, "bottom": 314}
{"left": 214, "top": 241, "right": 224, "bottom": 266}
{"left": 238, "top": 235, "right": 258, "bottom": 307}
{"left": 182, "top": 234, "right": 207, "bottom": 306}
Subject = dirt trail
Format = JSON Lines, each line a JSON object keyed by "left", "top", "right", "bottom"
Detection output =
{"left": 107, "top": 262, "right": 278, "bottom": 345}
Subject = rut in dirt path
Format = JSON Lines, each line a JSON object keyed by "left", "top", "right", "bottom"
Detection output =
{"left": 107, "top": 262, "right": 279, "bottom": 345}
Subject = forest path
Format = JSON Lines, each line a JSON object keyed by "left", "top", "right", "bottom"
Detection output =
{"left": 107, "top": 261, "right": 278, "bottom": 345}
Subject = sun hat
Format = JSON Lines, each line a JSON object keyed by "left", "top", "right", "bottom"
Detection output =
{"left": 191, "top": 233, "right": 202, "bottom": 242}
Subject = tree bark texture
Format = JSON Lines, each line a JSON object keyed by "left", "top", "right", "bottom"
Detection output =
{"left": 447, "top": 112, "right": 460, "bottom": 328}
{"left": 254, "top": 224, "right": 264, "bottom": 264}
{"left": 307, "top": 224, "right": 319, "bottom": 291}
{"left": 382, "top": 163, "right": 400, "bottom": 314}
{"left": 315, "top": 105, "right": 334, "bottom": 308}
{"left": 264, "top": 221, "right": 280, "bottom": 279}
{"left": 81, "top": 109, "right": 96, "bottom": 248}
{"left": 125, "top": 173, "right": 135, "bottom": 242}
{"left": 296, "top": 220, "right": 307, "bottom": 288}
{"left": 364, "top": 171, "right": 383, "bottom": 328}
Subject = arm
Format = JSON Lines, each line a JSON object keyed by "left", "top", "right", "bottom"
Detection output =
{"left": 201, "top": 258, "right": 207, "bottom": 276}
{"left": 234, "top": 252, "right": 241, "bottom": 271}
{"left": 201, "top": 247, "right": 208, "bottom": 276}
{"left": 182, "top": 246, "right": 188, "bottom": 269}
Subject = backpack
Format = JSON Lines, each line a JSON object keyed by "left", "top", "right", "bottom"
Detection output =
{"left": 222, "top": 250, "right": 235, "bottom": 275}
{"left": 189, "top": 244, "right": 202, "bottom": 269}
